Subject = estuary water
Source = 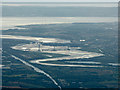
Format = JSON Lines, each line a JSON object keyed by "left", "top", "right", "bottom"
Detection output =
{"left": 2, "top": 17, "right": 118, "bottom": 30}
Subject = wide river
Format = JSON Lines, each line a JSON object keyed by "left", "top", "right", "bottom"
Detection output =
{"left": 1, "top": 17, "right": 118, "bottom": 30}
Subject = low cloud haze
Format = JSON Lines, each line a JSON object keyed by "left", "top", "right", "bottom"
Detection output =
{"left": 2, "top": 0, "right": 119, "bottom": 2}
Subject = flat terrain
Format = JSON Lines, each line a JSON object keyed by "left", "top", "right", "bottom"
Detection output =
{"left": 2, "top": 22, "right": 119, "bottom": 88}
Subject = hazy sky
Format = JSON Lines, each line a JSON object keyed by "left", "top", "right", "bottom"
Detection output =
{"left": 2, "top": 0, "right": 120, "bottom": 2}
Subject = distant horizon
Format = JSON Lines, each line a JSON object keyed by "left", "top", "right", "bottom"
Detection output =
{"left": 2, "top": 0, "right": 120, "bottom": 3}
{"left": 3, "top": 1, "right": 118, "bottom": 3}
